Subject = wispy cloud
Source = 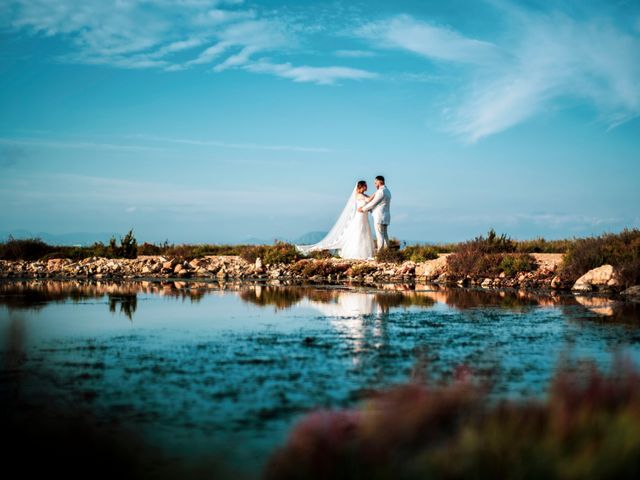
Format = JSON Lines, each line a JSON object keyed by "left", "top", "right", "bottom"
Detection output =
{"left": 0, "top": 137, "right": 164, "bottom": 152}
{"left": 355, "top": 14, "right": 502, "bottom": 65}
{"left": 355, "top": 5, "right": 640, "bottom": 141}
{"left": 129, "top": 134, "right": 334, "bottom": 152}
{"left": 334, "top": 49, "right": 376, "bottom": 58}
{"left": 244, "top": 60, "right": 377, "bottom": 85}
{"left": 3, "top": 0, "right": 370, "bottom": 85}
{"left": 448, "top": 7, "right": 640, "bottom": 141}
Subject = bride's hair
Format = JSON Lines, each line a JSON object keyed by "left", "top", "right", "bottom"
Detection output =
{"left": 356, "top": 180, "right": 367, "bottom": 191}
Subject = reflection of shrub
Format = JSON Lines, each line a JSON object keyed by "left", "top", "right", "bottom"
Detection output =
{"left": 266, "top": 355, "right": 640, "bottom": 480}
{"left": 499, "top": 254, "right": 537, "bottom": 276}
{"left": 561, "top": 228, "right": 640, "bottom": 288}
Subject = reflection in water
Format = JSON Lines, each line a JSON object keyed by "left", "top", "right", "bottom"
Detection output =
{"left": 108, "top": 294, "right": 138, "bottom": 321}
{"left": 2, "top": 279, "right": 640, "bottom": 477}
{"left": 2, "top": 280, "right": 640, "bottom": 324}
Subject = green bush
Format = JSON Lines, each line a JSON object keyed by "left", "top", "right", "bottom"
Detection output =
{"left": 499, "top": 254, "right": 537, "bottom": 276}
{"left": 402, "top": 245, "right": 439, "bottom": 262}
{"left": 561, "top": 228, "right": 640, "bottom": 288}
{"left": 375, "top": 247, "right": 405, "bottom": 264}
{"left": 0, "top": 236, "right": 53, "bottom": 260}
{"left": 107, "top": 229, "right": 138, "bottom": 259}
{"left": 447, "top": 230, "right": 522, "bottom": 279}
{"left": 239, "top": 242, "right": 301, "bottom": 265}
{"left": 515, "top": 237, "right": 574, "bottom": 253}
{"left": 290, "top": 259, "right": 350, "bottom": 277}
{"left": 349, "top": 263, "right": 378, "bottom": 276}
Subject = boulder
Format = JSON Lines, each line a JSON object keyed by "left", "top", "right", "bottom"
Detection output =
{"left": 163, "top": 258, "right": 179, "bottom": 270}
{"left": 621, "top": 285, "right": 640, "bottom": 301}
{"left": 415, "top": 255, "right": 448, "bottom": 279}
{"left": 572, "top": 265, "right": 621, "bottom": 292}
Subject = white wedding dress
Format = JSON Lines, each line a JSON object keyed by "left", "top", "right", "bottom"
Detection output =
{"left": 339, "top": 194, "right": 376, "bottom": 260}
{"left": 295, "top": 186, "right": 376, "bottom": 260}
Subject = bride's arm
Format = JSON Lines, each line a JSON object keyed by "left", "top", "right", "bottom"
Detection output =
{"left": 362, "top": 189, "right": 383, "bottom": 212}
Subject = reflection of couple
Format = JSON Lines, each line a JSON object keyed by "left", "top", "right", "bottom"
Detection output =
{"left": 296, "top": 175, "right": 392, "bottom": 260}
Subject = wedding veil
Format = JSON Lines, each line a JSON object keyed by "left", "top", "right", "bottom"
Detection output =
{"left": 295, "top": 185, "right": 358, "bottom": 254}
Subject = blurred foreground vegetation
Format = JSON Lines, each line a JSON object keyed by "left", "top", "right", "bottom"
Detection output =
{"left": 266, "top": 355, "right": 640, "bottom": 480}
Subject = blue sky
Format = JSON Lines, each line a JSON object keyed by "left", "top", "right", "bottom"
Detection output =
{"left": 1, "top": 0, "right": 639, "bottom": 244}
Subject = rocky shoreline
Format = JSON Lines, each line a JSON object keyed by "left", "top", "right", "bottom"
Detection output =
{"left": 1, "top": 253, "right": 638, "bottom": 299}
{"left": 0, "top": 253, "right": 561, "bottom": 286}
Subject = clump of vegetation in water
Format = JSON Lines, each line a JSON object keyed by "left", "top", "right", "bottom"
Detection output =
{"left": 560, "top": 228, "right": 640, "bottom": 288}
{"left": 265, "top": 355, "right": 640, "bottom": 480}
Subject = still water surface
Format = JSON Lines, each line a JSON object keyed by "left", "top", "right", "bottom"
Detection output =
{"left": 1, "top": 280, "right": 640, "bottom": 475}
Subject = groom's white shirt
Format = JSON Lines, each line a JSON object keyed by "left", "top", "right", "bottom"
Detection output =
{"left": 362, "top": 185, "right": 391, "bottom": 225}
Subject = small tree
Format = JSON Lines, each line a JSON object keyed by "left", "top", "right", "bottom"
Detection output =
{"left": 108, "top": 230, "right": 138, "bottom": 258}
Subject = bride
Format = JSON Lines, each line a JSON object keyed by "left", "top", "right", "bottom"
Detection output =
{"left": 296, "top": 180, "right": 376, "bottom": 260}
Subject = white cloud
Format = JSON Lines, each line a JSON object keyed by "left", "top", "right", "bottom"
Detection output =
{"left": 449, "top": 10, "right": 640, "bottom": 141}
{"left": 355, "top": 14, "right": 502, "bottom": 65}
{"left": 0, "top": 137, "right": 164, "bottom": 152}
{"left": 244, "top": 60, "right": 377, "bottom": 85}
{"left": 334, "top": 49, "right": 376, "bottom": 58}
{"left": 129, "top": 134, "right": 334, "bottom": 152}
{"left": 355, "top": 8, "right": 640, "bottom": 141}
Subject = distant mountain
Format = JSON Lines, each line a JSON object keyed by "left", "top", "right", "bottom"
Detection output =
{"left": 293, "top": 231, "right": 327, "bottom": 245}
{"left": 0, "top": 230, "right": 119, "bottom": 246}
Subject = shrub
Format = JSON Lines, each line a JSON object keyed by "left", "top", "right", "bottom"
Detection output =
{"left": 499, "top": 254, "right": 537, "bottom": 276}
{"left": 137, "top": 242, "right": 162, "bottom": 256}
{"left": 560, "top": 228, "right": 640, "bottom": 288}
{"left": 375, "top": 247, "right": 405, "bottom": 264}
{"left": 306, "top": 249, "right": 336, "bottom": 260}
{"left": 349, "top": 263, "right": 378, "bottom": 276}
{"left": 447, "top": 229, "right": 521, "bottom": 279}
{"left": 291, "top": 259, "right": 350, "bottom": 277}
{"left": 0, "top": 236, "right": 53, "bottom": 260}
{"left": 515, "top": 237, "right": 574, "bottom": 253}
{"left": 402, "top": 245, "right": 439, "bottom": 263}
{"left": 107, "top": 230, "right": 138, "bottom": 259}
{"left": 240, "top": 242, "right": 301, "bottom": 265}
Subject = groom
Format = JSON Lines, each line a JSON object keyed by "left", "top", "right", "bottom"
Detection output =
{"left": 358, "top": 175, "right": 391, "bottom": 251}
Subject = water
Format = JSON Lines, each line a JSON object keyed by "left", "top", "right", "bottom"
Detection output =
{"left": 2, "top": 279, "right": 640, "bottom": 477}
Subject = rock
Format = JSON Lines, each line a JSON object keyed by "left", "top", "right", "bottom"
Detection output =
{"left": 481, "top": 278, "right": 492, "bottom": 288}
{"left": 163, "top": 258, "right": 178, "bottom": 270}
{"left": 572, "top": 264, "right": 621, "bottom": 292}
{"left": 550, "top": 276, "right": 562, "bottom": 289}
{"left": 174, "top": 264, "right": 184, "bottom": 274}
{"left": 621, "top": 286, "right": 640, "bottom": 301}
{"left": 415, "top": 255, "right": 448, "bottom": 279}
{"left": 255, "top": 257, "right": 263, "bottom": 272}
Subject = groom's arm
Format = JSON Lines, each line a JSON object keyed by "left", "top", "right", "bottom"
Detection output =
{"left": 361, "top": 189, "right": 383, "bottom": 212}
